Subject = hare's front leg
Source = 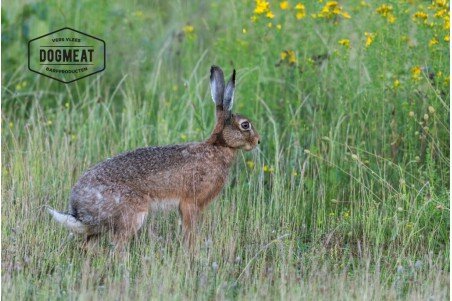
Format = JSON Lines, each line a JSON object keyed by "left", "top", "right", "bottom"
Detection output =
{"left": 179, "top": 201, "right": 200, "bottom": 249}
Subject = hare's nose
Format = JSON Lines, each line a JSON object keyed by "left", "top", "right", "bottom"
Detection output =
{"left": 258, "top": 140, "right": 261, "bottom": 144}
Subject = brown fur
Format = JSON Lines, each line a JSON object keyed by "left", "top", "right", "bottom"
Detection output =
{"left": 49, "top": 65, "right": 260, "bottom": 248}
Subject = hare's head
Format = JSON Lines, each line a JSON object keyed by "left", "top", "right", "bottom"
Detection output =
{"left": 208, "top": 66, "right": 260, "bottom": 151}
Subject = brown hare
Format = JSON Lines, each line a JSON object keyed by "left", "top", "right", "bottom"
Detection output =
{"left": 48, "top": 65, "right": 260, "bottom": 249}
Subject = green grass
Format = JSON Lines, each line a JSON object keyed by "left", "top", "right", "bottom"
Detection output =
{"left": 2, "top": 0, "right": 450, "bottom": 300}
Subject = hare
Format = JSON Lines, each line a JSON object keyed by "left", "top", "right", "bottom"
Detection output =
{"left": 48, "top": 65, "right": 260, "bottom": 249}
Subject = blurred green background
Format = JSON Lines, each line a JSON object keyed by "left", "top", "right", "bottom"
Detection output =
{"left": 2, "top": 0, "right": 450, "bottom": 300}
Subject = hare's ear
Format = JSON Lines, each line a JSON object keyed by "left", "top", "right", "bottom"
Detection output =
{"left": 223, "top": 69, "right": 235, "bottom": 112}
{"left": 210, "top": 66, "right": 225, "bottom": 106}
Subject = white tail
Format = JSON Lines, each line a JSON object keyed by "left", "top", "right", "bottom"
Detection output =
{"left": 47, "top": 207, "right": 87, "bottom": 234}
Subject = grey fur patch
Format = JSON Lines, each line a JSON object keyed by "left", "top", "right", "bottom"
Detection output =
{"left": 150, "top": 199, "right": 180, "bottom": 211}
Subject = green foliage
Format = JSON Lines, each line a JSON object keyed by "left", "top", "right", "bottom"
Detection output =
{"left": 2, "top": 0, "right": 449, "bottom": 299}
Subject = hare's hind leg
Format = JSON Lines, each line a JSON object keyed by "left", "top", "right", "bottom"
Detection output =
{"left": 111, "top": 210, "right": 148, "bottom": 250}
{"left": 82, "top": 234, "right": 101, "bottom": 253}
{"left": 104, "top": 185, "right": 150, "bottom": 251}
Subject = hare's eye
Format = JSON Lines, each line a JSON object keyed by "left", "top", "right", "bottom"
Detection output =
{"left": 240, "top": 121, "right": 250, "bottom": 130}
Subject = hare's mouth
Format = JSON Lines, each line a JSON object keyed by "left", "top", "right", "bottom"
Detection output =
{"left": 243, "top": 144, "right": 254, "bottom": 151}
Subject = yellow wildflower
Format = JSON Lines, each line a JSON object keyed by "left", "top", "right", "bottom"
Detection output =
{"left": 295, "top": 3, "right": 305, "bottom": 10}
{"left": 443, "top": 15, "right": 450, "bottom": 30}
{"left": 364, "top": 32, "right": 376, "bottom": 47}
{"left": 182, "top": 24, "right": 194, "bottom": 34}
{"left": 254, "top": 0, "right": 270, "bottom": 14}
{"left": 296, "top": 12, "right": 306, "bottom": 19}
{"left": 246, "top": 160, "right": 255, "bottom": 169}
{"left": 280, "top": 1, "right": 290, "bottom": 10}
{"left": 253, "top": 0, "right": 275, "bottom": 20}
{"left": 295, "top": 3, "right": 306, "bottom": 20}
{"left": 341, "top": 11, "right": 351, "bottom": 19}
{"left": 434, "top": 9, "right": 448, "bottom": 18}
{"left": 289, "top": 51, "right": 297, "bottom": 63}
{"left": 280, "top": 50, "right": 297, "bottom": 64}
{"left": 413, "top": 11, "right": 428, "bottom": 22}
{"left": 287, "top": 51, "right": 296, "bottom": 63}
{"left": 276, "top": 24, "right": 282, "bottom": 30}
{"left": 315, "top": 1, "right": 351, "bottom": 19}
{"left": 267, "top": 22, "right": 273, "bottom": 28}
{"left": 429, "top": 37, "right": 439, "bottom": 46}
{"left": 387, "top": 14, "right": 396, "bottom": 23}
{"left": 411, "top": 66, "right": 422, "bottom": 81}
{"left": 15, "top": 81, "right": 27, "bottom": 91}
{"left": 338, "top": 38, "right": 350, "bottom": 48}
{"left": 376, "top": 4, "right": 396, "bottom": 23}
{"left": 435, "top": 0, "right": 447, "bottom": 7}
{"left": 263, "top": 165, "right": 274, "bottom": 173}
{"left": 393, "top": 79, "right": 400, "bottom": 89}
{"left": 445, "top": 34, "right": 450, "bottom": 42}
{"left": 376, "top": 4, "right": 393, "bottom": 16}
{"left": 342, "top": 211, "right": 350, "bottom": 219}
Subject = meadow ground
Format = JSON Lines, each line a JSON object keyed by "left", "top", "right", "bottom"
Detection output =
{"left": 2, "top": 0, "right": 450, "bottom": 300}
